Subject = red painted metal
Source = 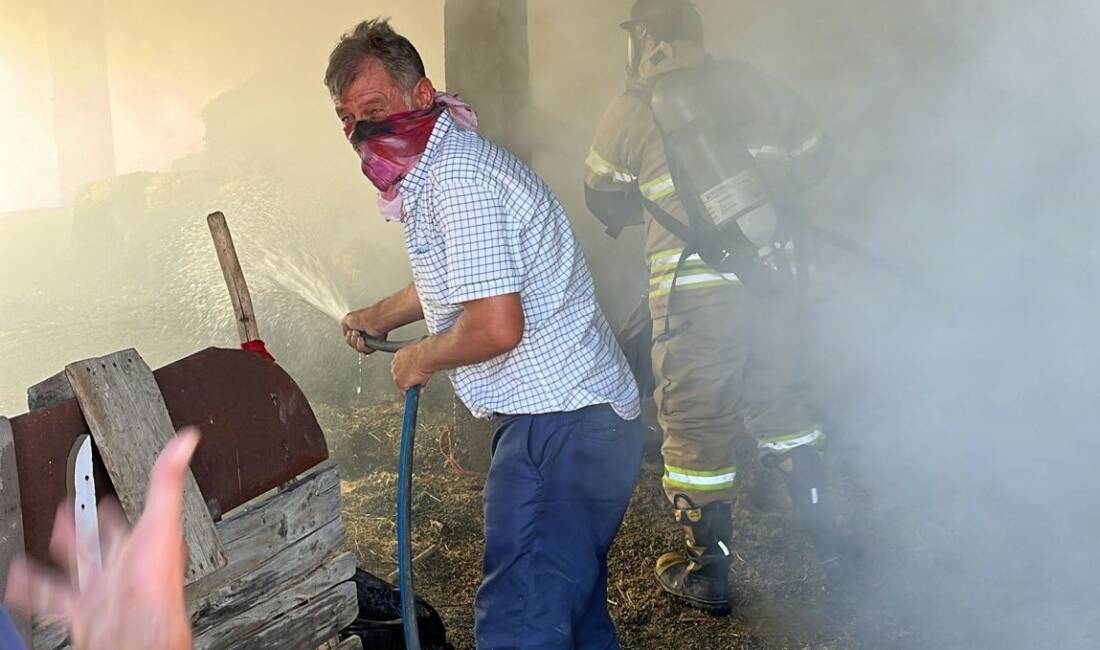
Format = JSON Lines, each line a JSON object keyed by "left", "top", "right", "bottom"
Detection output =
{"left": 9, "top": 347, "right": 329, "bottom": 562}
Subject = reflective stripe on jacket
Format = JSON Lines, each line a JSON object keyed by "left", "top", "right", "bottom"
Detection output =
{"left": 647, "top": 248, "right": 740, "bottom": 299}
{"left": 585, "top": 41, "right": 828, "bottom": 320}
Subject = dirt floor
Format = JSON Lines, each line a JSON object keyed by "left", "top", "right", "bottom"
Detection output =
{"left": 317, "top": 398, "right": 906, "bottom": 650}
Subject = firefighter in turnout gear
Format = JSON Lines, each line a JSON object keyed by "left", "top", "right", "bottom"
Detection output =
{"left": 585, "top": 0, "right": 839, "bottom": 615}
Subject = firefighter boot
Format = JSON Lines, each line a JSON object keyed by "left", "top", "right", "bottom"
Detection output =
{"left": 655, "top": 499, "right": 733, "bottom": 616}
{"left": 783, "top": 447, "right": 843, "bottom": 563}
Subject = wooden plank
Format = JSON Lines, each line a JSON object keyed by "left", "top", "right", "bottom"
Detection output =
{"left": 33, "top": 523, "right": 348, "bottom": 650}
{"left": 333, "top": 636, "right": 364, "bottom": 650}
{"left": 207, "top": 211, "right": 261, "bottom": 344}
{"left": 34, "top": 467, "right": 346, "bottom": 650}
{"left": 194, "top": 553, "right": 356, "bottom": 649}
{"left": 0, "top": 416, "right": 34, "bottom": 648}
{"left": 30, "top": 619, "right": 66, "bottom": 650}
{"left": 64, "top": 349, "right": 226, "bottom": 582}
{"left": 188, "top": 465, "right": 341, "bottom": 600}
{"left": 218, "top": 463, "right": 340, "bottom": 548}
{"left": 26, "top": 371, "right": 74, "bottom": 411}
{"left": 235, "top": 582, "right": 359, "bottom": 650}
{"left": 315, "top": 635, "right": 364, "bottom": 650}
{"left": 189, "top": 517, "right": 347, "bottom": 629}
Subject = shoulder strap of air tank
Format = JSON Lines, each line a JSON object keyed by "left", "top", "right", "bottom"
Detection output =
{"left": 641, "top": 196, "right": 699, "bottom": 254}
{"left": 643, "top": 62, "right": 716, "bottom": 256}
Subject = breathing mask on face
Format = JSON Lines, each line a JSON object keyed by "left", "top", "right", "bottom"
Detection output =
{"left": 623, "top": 21, "right": 649, "bottom": 80}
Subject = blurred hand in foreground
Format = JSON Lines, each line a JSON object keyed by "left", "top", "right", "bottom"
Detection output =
{"left": 4, "top": 428, "right": 200, "bottom": 650}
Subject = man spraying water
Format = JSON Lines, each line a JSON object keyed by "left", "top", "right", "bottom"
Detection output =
{"left": 328, "top": 19, "right": 643, "bottom": 649}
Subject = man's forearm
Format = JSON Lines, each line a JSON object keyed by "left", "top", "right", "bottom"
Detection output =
{"left": 413, "top": 295, "right": 524, "bottom": 373}
{"left": 416, "top": 317, "right": 500, "bottom": 373}
{"left": 388, "top": 293, "right": 524, "bottom": 390}
{"left": 366, "top": 283, "right": 424, "bottom": 333}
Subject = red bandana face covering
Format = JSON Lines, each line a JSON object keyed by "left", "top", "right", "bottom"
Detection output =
{"left": 345, "top": 105, "right": 443, "bottom": 194}
{"left": 345, "top": 93, "right": 479, "bottom": 222}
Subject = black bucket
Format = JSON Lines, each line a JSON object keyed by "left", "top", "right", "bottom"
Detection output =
{"left": 341, "top": 568, "right": 453, "bottom": 650}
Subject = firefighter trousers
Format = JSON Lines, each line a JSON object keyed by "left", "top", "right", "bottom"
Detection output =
{"left": 651, "top": 288, "right": 821, "bottom": 506}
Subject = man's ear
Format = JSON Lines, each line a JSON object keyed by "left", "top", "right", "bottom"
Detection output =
{"left": 412, "top": 77, "right": 436, "bottom": 110}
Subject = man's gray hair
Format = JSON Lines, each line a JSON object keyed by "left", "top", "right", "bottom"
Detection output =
{"left": 325, "top": 18, "right": 426, "bottom": 100}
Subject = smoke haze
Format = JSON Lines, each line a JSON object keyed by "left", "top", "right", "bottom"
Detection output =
{"left": 522, "top": 2, "right": 1100, "bottom": 646}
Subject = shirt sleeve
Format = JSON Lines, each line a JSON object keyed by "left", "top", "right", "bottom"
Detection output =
{"left": 433, "top": 178, "right": 525, "bottom": 305}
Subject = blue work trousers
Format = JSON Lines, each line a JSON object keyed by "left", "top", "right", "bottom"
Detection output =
{"left": 474, "top": 404, "right": 643, "bottom": 650}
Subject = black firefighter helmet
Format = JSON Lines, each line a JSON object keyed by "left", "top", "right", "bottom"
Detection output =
{"left": 622, "top": 0, "right": 704, "bottom": 77}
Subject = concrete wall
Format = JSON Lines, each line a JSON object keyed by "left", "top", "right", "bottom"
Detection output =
{"left": 444, "top": 0, "right": 530, "bottom": 160}
{"left": 526, "top": 1, "right": 640, "bottom": 324}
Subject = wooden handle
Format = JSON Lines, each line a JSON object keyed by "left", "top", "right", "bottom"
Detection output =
{"left": 207, "top": 211, "right": 261, "bottom": 344}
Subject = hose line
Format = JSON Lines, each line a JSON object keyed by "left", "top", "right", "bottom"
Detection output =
{"left": 397, "top": 386, "right": 422, "bottom": 650}
{"left": 358, "top": 331, "right": 422, "bottom": 650}
{"left": 357, "top": 331, "right": 426, "bottom": 354}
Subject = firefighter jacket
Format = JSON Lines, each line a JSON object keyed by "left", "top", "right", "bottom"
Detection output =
{"left": 586, "top": 40, "right": 831, "bottom": 320}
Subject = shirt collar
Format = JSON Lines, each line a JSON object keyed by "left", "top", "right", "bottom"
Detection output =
{"left": 398, "top": 109, "right": 454, "bottom": 216}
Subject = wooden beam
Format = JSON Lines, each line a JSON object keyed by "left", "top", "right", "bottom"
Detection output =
{"left": 26, "top": 371, "right": 74, "bottom": 411}
{"left": 64, "top": 349, "right": 226, "bottom": 582}
{"left": 238, "top": 582, "right": 359, "bottom": 650}
{"left": 188, "top": 464, "right": 340, "bottom": 599}
{"left": 207, "top": 212, "right": 261, "bottom": 344}
{"left": 193, "top": 553, "right": 356, "bottom": 650}
{"left": 218, "top": 464, "right": 340, "bottom": 544}
{"left": 190, "top": 517, "right": 346, "bottom": 630}
{"left": 0, "top": 416, "right": 34, "bottom": 648}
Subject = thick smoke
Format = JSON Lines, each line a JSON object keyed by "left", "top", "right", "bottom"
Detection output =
{"left": 526, "top": 1, "right": 1100, "bottom": 647}
{"left": 806, "top": 3, "right": 1100, "bottom": 647}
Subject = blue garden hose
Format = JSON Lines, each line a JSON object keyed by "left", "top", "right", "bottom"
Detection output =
{"left": 360, "top": 332, "right": 422, "bottom": 650}
{"left": 397, "top": 385, "right": 422, "bottom": 650}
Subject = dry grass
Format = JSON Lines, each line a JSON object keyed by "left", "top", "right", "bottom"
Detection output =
{"left": 320, "top": 400, "right": 892, "bottom": 650}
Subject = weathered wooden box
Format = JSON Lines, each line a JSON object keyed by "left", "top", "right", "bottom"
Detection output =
{"left": 1, "top": 347, "right": 362, "bottom": 650}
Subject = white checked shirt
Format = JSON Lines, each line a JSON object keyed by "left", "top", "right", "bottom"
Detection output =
{"left": 396, "top": 110, "right": 640, "bottom": 421}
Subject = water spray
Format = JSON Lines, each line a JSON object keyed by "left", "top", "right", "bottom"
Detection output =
{"left": 207, "top": 211, "right": 425, "bottom": 650}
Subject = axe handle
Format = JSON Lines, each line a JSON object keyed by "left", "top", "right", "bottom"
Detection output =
{"left": 207, "top": 211, "right": 261, "bottom": 344}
